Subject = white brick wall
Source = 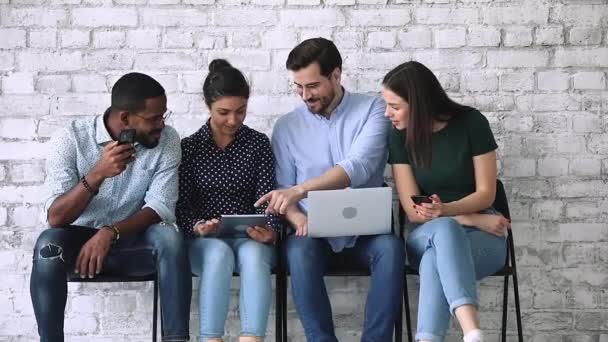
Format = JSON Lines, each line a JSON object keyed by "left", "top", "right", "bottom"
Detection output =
{"left": 1, "top": 0, "right": 607, "bottom": 341}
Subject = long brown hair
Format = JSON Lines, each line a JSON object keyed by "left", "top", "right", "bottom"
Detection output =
{"left": 383, "top": 61, "right": 471, "bottom": 169}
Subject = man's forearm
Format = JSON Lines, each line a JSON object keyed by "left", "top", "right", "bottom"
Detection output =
{"left": 285, "top": 206, "right": 305, "bottom": 227}
{"left": 47, "top": 169, "right": 106, "bottom": 228}
{"left": 112, "top": 207, "right": 162, "bottom": 237}
{"left": 299, "top": 165, "right": 351, "bottom": 195}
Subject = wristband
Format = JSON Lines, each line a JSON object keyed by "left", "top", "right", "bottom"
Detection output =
{"left": 81, "top": 176, "right": 98, "bottom": 196}
{"left": 101, "top": 224, "right": 120, "bottom": 242}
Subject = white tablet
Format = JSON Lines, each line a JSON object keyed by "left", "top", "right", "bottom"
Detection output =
{"left": 214, "top": 214, "right": 268, "bottom": 238}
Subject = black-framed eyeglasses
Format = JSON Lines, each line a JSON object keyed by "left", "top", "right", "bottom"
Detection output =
{"left": 132, "top": 110, "right": 173, "bottom": 124}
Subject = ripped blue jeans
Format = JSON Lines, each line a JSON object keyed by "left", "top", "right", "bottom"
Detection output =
{"left": 30, "top": 225, "right": 191, "bottom": 342}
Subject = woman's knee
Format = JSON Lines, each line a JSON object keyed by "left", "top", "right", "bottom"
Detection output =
{"left": 427, "top": 217, "right": 467, "bottom": 244}
{"left": 237, "top": 241, "right": 274, "bottom": 270}
{"left": 191, "top": 238, "right": 235, "bottom": 270}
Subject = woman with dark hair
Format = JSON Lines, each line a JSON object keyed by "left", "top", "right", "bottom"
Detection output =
{"left": 384, "top": 61, "right": 509, "bottom": 342}
{"left": 176, "top": 59, "right": 279, "bottom": 342}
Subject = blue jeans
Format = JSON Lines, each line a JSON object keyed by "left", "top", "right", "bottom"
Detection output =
{"left": 30, "top": 224, "right": 192, "bottom": 342}
{"left": 407, "top": 216, "right": 507, "bottom": 342}
{"left": 189, "top": 237, "right": 276, "bottom": 341}
{"left": 286, "top": 234, "right": 405, "bottom": 342}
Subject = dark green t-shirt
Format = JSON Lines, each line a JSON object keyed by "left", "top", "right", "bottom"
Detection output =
{"left": 388, "top": 109, "right": 497, "bottom": 203}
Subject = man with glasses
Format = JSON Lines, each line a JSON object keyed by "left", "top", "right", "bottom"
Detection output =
{"left": 256, "top": 38, "right": 404, "bottom": 341}
{"left": 30, "top": 73, "right": 191, "bottom": 342}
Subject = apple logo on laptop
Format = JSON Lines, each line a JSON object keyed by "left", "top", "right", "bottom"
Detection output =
{"left": 342, "top": 207, "right": 357, "bottom": 219}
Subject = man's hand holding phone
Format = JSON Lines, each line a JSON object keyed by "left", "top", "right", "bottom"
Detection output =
{"left": 91, "top": 142, "right": 135, "bottom": 179}
{"left": 90, "top": 129, "right": 136, "bottom": 180}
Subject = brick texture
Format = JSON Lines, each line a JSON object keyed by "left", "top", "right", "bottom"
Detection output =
{"left": 1, "top": 1, "right": 607, "bottom": 341}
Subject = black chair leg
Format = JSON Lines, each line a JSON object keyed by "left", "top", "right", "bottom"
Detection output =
{"left": 509, "top": 235, "right": 524, "bottom": 342}
{"left": 274, "top": 274, "right": 281, "bottom": 342}
{"left": 403, "top": 274, "right": 413, "bottom": 342}
{"left": 501, "top": 275, "right": 509, "bottom": 342}
{"left": 275, "top": 273, "right": 282, "bottom": 342}
{"left": 395, "top": 293, "right": 403, "bottom": 342}
{"left": 281, "top": 273, "right": 288, "bottom": 342}
{"left": 512, "top": 269, "right": 523, "bottom": 341}
{"left": 153, "top": 278, "right": 158, "bottom": 342}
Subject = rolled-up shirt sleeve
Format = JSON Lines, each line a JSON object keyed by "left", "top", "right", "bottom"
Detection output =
{"left": 44, "top": 128, "right": 79, "bottom": 216}
{"left": 143, "top": 127, "right": 182, "bottom": 224}
{"left": 337, "top": 97, "right": 389, "bottom": 188}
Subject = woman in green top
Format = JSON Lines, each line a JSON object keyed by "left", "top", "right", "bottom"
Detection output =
{"left": 383, "top": 61, "right": 509, "bottom": 342}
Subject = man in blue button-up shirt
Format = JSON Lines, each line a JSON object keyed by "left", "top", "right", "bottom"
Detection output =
{"left": 257, "top": 38, "right": 405, "bottom": 342}
{"left": 30, "top": 73, "right": 191, "bottom": 342}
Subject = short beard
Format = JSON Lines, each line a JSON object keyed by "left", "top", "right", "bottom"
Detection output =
{"left": 307, "top": 90, "right": 335, "bottom": 115}
{"left": 136, "top": 131, "right": 161, "bottom": 149}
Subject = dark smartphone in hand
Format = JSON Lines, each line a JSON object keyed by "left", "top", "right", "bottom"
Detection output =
{"left": 411, "top": 195, "right": 432, "bottom": 205}
{"left": 117, "top": 129, "right": 136, "bottom": 145}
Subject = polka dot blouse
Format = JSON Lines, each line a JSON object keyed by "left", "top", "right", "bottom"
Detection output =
{"left": 176, "top": 120, "right": 282, "bottom": 238}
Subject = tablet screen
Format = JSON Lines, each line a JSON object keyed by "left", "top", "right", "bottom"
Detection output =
{"left": 214, "top": 214, "right": 268, "bottom": 238}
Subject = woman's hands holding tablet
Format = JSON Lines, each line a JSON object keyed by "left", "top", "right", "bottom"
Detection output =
{"left": 194, "top": 219, "right": 220, "bottom": 236}
{"left": 246, "top": 225, "right": 276, "bottom": 244}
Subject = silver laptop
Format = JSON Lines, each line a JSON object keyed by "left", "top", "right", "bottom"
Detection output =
{"left": 307, "top": 187, "right": 392, "bottom": 238}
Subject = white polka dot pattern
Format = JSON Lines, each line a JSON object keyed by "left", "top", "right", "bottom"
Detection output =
{"left": 176, "top": 120, "right": 282, "bottom": 238}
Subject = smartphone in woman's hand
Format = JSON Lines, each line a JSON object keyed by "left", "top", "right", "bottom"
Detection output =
{"left": 411, "top": 195, "right": 432, "bottom": 205}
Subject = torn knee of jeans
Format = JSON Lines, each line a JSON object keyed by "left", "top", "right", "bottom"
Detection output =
{"left": 38, "top": 243, "right": 65, "bottom": 262}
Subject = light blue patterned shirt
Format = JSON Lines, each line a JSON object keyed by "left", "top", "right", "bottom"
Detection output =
{"left": 271, "top": 91, "right": 389, "bottom": 252}
{"left": 44, "top": 112, "right": 181, "bottom": 229}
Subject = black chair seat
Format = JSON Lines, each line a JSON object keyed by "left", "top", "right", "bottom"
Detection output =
{"left": 281, "top": 266, "right": 371, "bottom": 277}
{"left": 492, "top": 266, "right": 514, "bottom": 276}
{"left": 189, "top": 268, "right": 281, "bottom": 278}
{"left": 325, "top": 268, "right": 371, "bottom": 277}
{"left": 66, "top": 233, "right": 287, "bottom": 342}
{"left": 404, "top": 266, "right": 417, "bottom": 275}
{"left": 67, "top": 273, "right": 156, "bottom": 282}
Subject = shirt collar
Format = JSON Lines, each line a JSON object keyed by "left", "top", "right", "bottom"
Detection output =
{"left": 198, "top": 118, "right": 248, "bottom": 144}
{"left": 332, "top": 88, "right": 350, "bottom": 118}
{"left": 306, "top": 88, "right": 350, "bottom": 121}
{"left": 95, "top": 109, "right": 114, "bottom": 145}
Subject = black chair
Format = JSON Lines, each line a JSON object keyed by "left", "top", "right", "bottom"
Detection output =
{"left": 400, "top": 180, "right": 523, "bottom": 342}
{"left": 67, "top": 273, "right": 159, "bottom": 341}
{"left": 68, "top": 241, "right": 286, "bottom": 342}
{"left": 273, "top": 235, "right": 287, "bottom": 342}
{"left": 278, "top": 213, "right": 403, "bottom": 342}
